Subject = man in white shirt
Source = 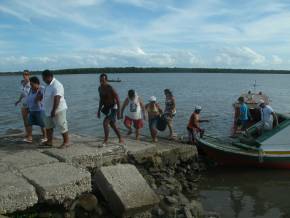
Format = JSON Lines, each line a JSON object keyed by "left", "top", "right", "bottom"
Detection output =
{"left": 259, "top": 100, "right": 278, "bottom": 131}
{"left": 41, "top": 70, "right": 69, "bottom": 148}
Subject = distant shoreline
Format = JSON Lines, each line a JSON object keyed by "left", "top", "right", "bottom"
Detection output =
{"left": 1, "top": 67, "right": 290, "bottom": 76}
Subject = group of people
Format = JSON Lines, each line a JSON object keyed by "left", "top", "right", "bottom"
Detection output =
{"left": 15, "top": 70, "right": 69, "bottom": 148}
{"left": 237, "top": 96, "right": 278, "bottom": 134}
{"left": 16, "top": 71, "right": 206, "bottom": 147}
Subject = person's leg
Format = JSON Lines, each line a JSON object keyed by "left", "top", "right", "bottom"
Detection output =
{"left": 21, "top": 107, "right": 29, "bottom": 137}
{"left": 134, "top": 119, "right": 143, "bottom": 140}
{"left": 103, "top": 118, "right": 110, "bottom": 144}
{"left": 167, "top": 119, "right": 174, "bottom": 139}
{"left": 46, "top": 128, "right": 53, "bottom": 145}
{"left": 41, "top": 128, "right": 47, "bottom": 140}
{"left": 62, "top": 131, "right": 69, "bottom": 145}
{"left": 110, "top": 121, "right": 124, "bottom": 143}
{"left": 25, "top": 126, "right": 32, "bottom": 141}
{"left": 151, "top": 118, "right": 158, "bottom": 142}
{"left": 124, "top": 116, "right": 133, "bottom": 135}
{"left": 53, "top": 110, "right": 70, "bottom": 147}
{"left": 187, "top": 127, "right": 193, "bottom": 144}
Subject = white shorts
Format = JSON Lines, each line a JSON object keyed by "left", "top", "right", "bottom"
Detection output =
{"left": 44, "top": 110, "right": 68, "bottom": 133}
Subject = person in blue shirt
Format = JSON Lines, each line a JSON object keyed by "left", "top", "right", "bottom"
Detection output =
{"left": 238, "top": 96, "right": 251, "bottom": 131}
{"left": 24, "top": 76, "right": 47, "bottom": 143}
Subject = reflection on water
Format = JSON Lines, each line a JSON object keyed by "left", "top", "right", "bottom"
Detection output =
{"left": 197, "top": 167, "right": 290, "bottom": 218}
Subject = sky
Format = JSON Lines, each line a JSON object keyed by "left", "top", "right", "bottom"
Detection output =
{"left": 0, "top": 0, "right": 290, "bottom": 71}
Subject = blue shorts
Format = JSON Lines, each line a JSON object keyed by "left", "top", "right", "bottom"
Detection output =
{"left": 149, "top": 117, "right": 159, "bottom": 129}
{"left": 102, "top": 105, "right": 117, "bottom": 123}
{"left": 28, "top": 111, "right": 45, "bottom": 128}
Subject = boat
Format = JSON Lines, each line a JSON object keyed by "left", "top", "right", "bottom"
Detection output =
{"left": 196, "top": 91, "right": 290, "bottom": 169}
{"left": 108, "top": 78, "right": 121, "bottom": 82}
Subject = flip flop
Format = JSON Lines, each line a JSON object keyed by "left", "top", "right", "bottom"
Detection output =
{"left": 41, "top": 138, "right": 48, "bottom": 143}
{"left": 23, "top": 138, "right": 32, "bottom": 143}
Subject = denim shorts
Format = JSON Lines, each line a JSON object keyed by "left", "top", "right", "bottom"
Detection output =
{"left": 149, "top": 117, "right": 159, "bottom": 129}
{"left": 28, "top": 111, "right": 45, "bottom": 128}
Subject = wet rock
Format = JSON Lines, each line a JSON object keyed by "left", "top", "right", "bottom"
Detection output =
{"left": 205, "top": 211, "right": 221, "bottom": 218}
{"left": 152, "top": 207, "right": 165, "bottom": 217}
{"left": 164, "top": 196, "right": 178, "bottom": 205}
{"left": 70, "top": 193, "right": 98, "bottom": 212}
{"left": 188, "top": 200, "right": 204, "bottom": 218}
{"left": 183, "top": 207, "right": 193, "bottom": 218}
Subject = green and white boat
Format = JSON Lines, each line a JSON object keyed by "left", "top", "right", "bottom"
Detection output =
{"left": 197, "top": 92, "right": 290, "bottom": 169}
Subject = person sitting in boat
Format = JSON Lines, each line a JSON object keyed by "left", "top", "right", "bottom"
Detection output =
{"left": 145, "top": 96, "right": 162, "bottom": 142}
{"left": 259, "top": 100, "right": 278, "bottom": 132}
{"left": 121, "top": 89, "right": 146, "bottom": 140}
{"left": 187, "top": 106, "right": 208, "bottom": 145}
{"left": 237, "top": 96, "right": 251, "bottom": 131}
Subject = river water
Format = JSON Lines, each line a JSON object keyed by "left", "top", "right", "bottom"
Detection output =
{"left": 1, "top": 72, "right": 290, "bottom": 217}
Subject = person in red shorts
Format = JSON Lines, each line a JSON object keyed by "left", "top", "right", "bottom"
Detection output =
{"left": 121, "top": 89, "right": 146, "bottom": 140}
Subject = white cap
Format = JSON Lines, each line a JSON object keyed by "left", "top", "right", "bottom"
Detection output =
{"left": 259, "top": 99, "right": 265, "bottom": 105}
{"left": 149, "top": 96, "right": 157, "bottom": 102}
{"left": 195, "top": 105, "right": 202, "bottom": 111}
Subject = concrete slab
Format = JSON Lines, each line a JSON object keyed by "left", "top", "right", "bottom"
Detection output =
{"left": 43, "top": 144, "right": 126, "bottom": 169}
{"left": 0, "top": 172, "right": 38, "bottom": 214}
{"left": 1, "top": 150, "right": 59, "bottom": 170}
{"left": 21, "top": 163, "right": 91, "bottom": 203}
{"left": 0, "top": 163, "right": 9, "bottom": 174}
{"left": 94, "top": 164, "right": 159, "bottom": 216}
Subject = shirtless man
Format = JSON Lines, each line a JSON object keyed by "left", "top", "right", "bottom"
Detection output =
{"left": 97, "top": 73, "right": 123, "bottom": 145}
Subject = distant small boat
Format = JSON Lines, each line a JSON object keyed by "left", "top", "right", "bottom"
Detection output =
{"left": 196, "top": 92, "right": 290, "bottom": 169}
{"left": 108, "top": 78, "right": 121, "bottom": 82}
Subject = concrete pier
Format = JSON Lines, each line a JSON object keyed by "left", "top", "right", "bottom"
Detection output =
{"left": 0, "top": 133, "right": 198, "bottom": 215}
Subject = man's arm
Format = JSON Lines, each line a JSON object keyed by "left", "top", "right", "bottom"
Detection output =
{"left": 121, "top": 98, "right": 129, "bottom": 119}
{"left": 156, "top": 103, "right": 163, "bottom": 114}
{"left": 139, "top": 98, "right": 146, "bottom": 120}
{"left": 112, "top": 88, "right": 121, "bottom": 118}
{"left": 97, "top": 87, "right": 103, "bottom": 118}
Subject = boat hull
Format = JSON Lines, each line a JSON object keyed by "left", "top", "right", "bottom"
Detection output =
{"left": 197, "top": 139, "right": 290, "bottom": 169}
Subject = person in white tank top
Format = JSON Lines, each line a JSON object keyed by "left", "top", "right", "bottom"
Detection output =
{"left": 121, "top": 89, "right": 146, "bottom": 140}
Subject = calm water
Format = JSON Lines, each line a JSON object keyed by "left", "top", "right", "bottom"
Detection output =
{"left": 1, "top": 72, "right": 290, "bottom": 217}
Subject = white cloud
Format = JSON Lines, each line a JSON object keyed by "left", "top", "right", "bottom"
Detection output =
{"left": 272, "top": 55, "right": 283, "bottom": 65}
{"left": 215, "top": 47, "right": 266, "bottom": 67}
{"left": 0, "top": 48, "right": 204, "bottom": 71}
{"left": 0, "top": 4, "right": 30, "bottom": 22}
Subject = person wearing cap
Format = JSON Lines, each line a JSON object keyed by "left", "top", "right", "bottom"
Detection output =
{"left": 259, "top": 100, "right": 278, "bottom": 131}
{"left": 145, "top": 96, "right": 162, "bottom": 142}
{"left": 237, "top": 96, "right": 251, "bottom": 131}
{"left": 164, "top": 89, "right": 176, "bottom": 140}
{"left": 187, "top": 106, "right": 208, "bottom": 144}
{"left": 121, "top": 89, "right": 146, "bottom": 140}
{"left": 15, "top": 70, "right": 31, "bottom": 138}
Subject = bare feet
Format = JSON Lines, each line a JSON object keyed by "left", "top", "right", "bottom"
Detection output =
{"left": 127, "top": 129, "right": 133, "bottom": 136}
{"left": 59, "top": 143, "right": 71, "bottom": 149}
{"left": 152, "top": 138, "right": 158, "bottom": 143}
{"left": 119, "top": 138, "right": 125, "bottom": 144}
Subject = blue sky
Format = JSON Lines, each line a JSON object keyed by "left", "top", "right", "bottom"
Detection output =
{"left": 0, "top": 0, "right": 290, "bottom": 71}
